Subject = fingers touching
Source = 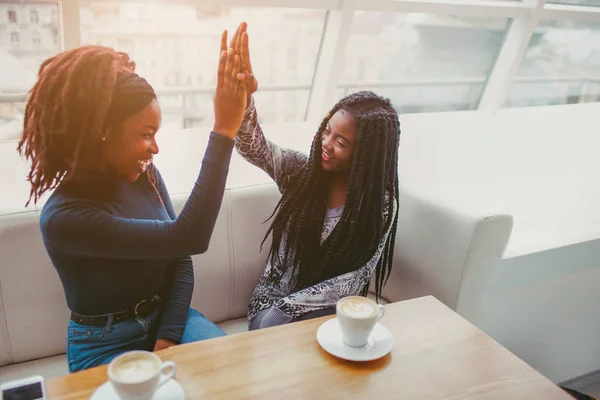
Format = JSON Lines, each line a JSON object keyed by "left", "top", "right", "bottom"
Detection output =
{"left": 218, "top": 24, "right": 251, "bottom": 94}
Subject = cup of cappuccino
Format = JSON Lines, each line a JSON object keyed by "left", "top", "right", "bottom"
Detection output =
{"left": 336, "top": 296, "right": 385, "bottom": 347}
{"left": 108, "top": 350, "right": 176, "bottom": 400}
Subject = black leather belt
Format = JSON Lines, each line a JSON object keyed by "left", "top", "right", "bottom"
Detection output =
{"left": 70, "top": 296, "right": 161, "bottom": 327}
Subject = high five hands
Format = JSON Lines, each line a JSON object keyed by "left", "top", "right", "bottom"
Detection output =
{"left": 227, "top": 22, "right": 258, "bottom": 97}
{"left": 213, "top": 22, "right": 258, "bottom": 140}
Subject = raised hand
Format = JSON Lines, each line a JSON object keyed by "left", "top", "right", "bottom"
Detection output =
{"left": 213, "top": 30, "right": 248, "bottom": 140}
{"left": 230, "top": 22, "right": 258, "bottom": 97}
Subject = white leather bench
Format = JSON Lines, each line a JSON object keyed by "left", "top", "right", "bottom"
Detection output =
{"left": 0, "top": 182, "right": 512, "bottom": 382}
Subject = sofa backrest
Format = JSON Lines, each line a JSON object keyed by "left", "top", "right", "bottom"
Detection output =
{"left": 0, "top": 182, "right": 512, "bottom": 367}
{"left": 169, "top": 183, "right": 280, "bottom": 324}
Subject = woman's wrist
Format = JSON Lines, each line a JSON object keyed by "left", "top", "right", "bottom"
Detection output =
{"left": 212, "top": 126, "right": 237, "bottom": 140}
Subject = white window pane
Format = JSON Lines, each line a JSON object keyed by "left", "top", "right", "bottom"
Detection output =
{"left": 505, "top": 20, "right": 600, "bottom": 107}
{"left": 0, "top": 1, "right": 61, "bottom": 142}
{"left": 338, "top": 12, "right": 510, "bottom": 113}
{"left": 80, "top": 3, "right": 326, "bottom": 127}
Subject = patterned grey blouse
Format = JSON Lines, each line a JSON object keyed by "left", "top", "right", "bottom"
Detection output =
{"left": 235, "top": 97, "right": 397, "bottom": 330}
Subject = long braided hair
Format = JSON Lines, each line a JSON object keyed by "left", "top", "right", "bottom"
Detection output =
{"left": 18, "top": 45, "right": 161, "bottom": 206}
{"left": 264, "top": 91, "right": 401, "bottom": 299}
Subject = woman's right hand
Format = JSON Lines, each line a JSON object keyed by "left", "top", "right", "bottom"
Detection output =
{"left": 213, "top": 30, "right": 248, "bottom": 140}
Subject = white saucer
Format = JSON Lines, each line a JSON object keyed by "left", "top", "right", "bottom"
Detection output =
{"left": 316, "top": 318, "right": 394, "bottom": 362}
{"left": 90, "top": 379, "right": 185, "bottom": 400}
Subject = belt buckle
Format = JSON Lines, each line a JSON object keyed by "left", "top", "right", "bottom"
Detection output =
{"left": 134, "top": 299, "right": 147, "bottom": 318}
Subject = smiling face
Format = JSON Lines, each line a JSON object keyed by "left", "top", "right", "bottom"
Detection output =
{"left": 101, "top": 98, "right": 162, "bottom": 182}
{"left": 320, "top": 109, "right": 357, "bottom": 173}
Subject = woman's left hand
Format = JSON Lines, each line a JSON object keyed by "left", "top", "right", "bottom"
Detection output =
{"left": 153, "top": 338, "right": 177, "bottom": 352}
{"left": 229, "top": 22, "right": 258, "bottom": 97}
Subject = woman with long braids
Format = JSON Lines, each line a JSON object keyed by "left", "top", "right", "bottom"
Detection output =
{"left": 18, "top": 30, "right": 247, "bottom": 372}
{"left": 229, "top": 24, "right": 400, "bottom": 330}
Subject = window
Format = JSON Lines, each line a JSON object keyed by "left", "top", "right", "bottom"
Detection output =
{"left": 30, "top": 8, "right": 39, "bottom": 24}
{"left": 80, "top": 3, "right": 327, "bottom": 127}
{"left": 8, "top": 9, "right": 17, "bottom": 23}
{"left": 505, "top": 20, "right": 600, "bottom": 107}
{"left": 338, "top": 12, "right": 510, "bottom": 113}
{"left": 0, "top": 2, "right": 62, "bottom": 143}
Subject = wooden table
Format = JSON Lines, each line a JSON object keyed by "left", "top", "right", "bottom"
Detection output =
{"left": 46, "top": 296, "right": 572, "bottom": 399}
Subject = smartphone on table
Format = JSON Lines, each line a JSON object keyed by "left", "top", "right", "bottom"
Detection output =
{"left": 1, "top": 375, "right": 46, "bottom": 400}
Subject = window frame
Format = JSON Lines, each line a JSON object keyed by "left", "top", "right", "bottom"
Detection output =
{"left": 1, "top": 0, "right": 600, "bottom": 140}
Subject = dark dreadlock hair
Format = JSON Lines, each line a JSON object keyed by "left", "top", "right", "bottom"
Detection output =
{"left": 263, "top": 91, "right": 401, "bottom": 300}
{"left": 18, "top": 45, "right": 159, "bottom": 206}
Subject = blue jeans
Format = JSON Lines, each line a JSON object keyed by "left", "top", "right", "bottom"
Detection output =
{"left": 67, "top": 308, "right": 225, "bottom": 373}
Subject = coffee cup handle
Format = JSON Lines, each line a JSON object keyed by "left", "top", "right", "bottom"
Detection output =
{"left": 377, "top": 304, "right": 385, "bottom": 321}
{"left": 155, "top": 361, "right": 176, "bottom": 391}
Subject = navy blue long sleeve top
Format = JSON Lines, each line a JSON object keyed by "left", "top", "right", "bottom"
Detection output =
{"left": 39, "top": 132, "right": 234, "bottom": 343}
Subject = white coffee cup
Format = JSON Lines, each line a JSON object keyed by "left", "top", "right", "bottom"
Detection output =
{"left": 336, "top": 296, "right": 385, "bottom": 347}
{"left": 108, "top": 350, "right": 176, "bottom": 400}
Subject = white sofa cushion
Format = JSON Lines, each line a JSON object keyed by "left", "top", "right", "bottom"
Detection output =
{"left": 376, "top": 186, "right": 513, "bottom": 312}
{"left": 171, "top": 196, "right": 233, "bottom": 324}
{"left": 0, "top": 211, "right": 70, "bottom": 365}
{"left": 228, "top": 184, "right": 280, "bottom": 319}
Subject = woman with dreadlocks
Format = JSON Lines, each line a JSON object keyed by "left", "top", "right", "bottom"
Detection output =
{"left": 18, "top": 31, "right": 247, "bottom": 372}
{"left": 229, "top": 24, "right": 400, "bottom": 330}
